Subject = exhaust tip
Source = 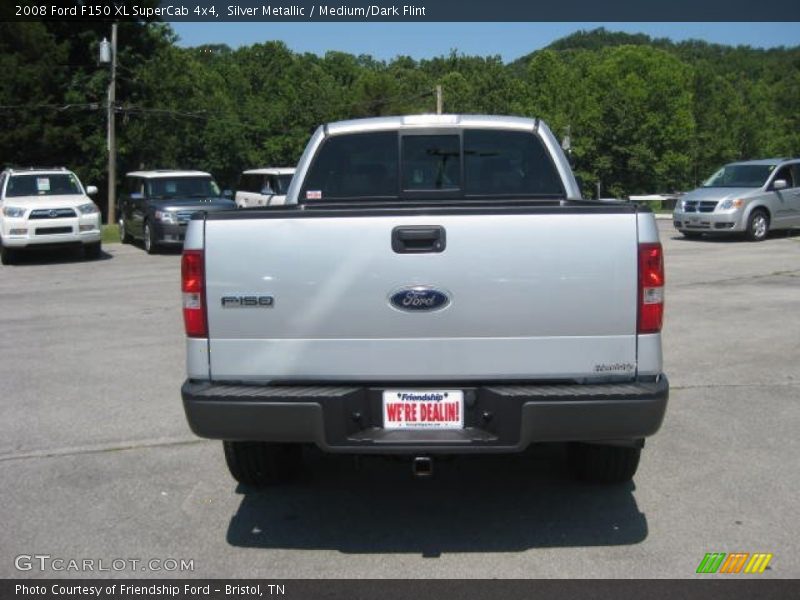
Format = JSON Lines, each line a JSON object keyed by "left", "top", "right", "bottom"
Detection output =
{"left": 412, "top": 456, "right": 433, "bottom": 478}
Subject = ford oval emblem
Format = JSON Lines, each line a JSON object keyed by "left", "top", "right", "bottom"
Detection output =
{"left": 389, "top": 287, "right": 450, "bottom": 312}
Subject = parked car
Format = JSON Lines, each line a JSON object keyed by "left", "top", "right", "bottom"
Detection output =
{"left": 234, "top": 167, "right": 295, "bottom": 208}
{"left": 0, "top": 166, "right": 101, "bottom": 265}
{"left": 181, "top": 115, "right": 668, "bottom": 486}
{"left": 673, "top": 158, "right": 800, "bottom": 241}
{"left": 118, "top": 170, "right": 236, "bottom": 253}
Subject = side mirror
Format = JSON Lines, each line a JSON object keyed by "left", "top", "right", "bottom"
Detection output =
{"left": 86, "top": 185, "right": 98, "bottom": 196}
{"left": 222, "top": 189, "right": 233, "bottom": 198}
{"left": 772, "top": 179, "right": 788, "bottom": 190}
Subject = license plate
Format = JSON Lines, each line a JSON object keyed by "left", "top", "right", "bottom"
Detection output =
{"left": 382, "top": 390, "right": 464, "bottom": 430}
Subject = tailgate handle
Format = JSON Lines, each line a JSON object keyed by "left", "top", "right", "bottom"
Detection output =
{"left": 391, "top": 226, "right": 446, "bottom": 254}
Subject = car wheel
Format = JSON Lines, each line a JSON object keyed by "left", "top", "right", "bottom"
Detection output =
{"left": 0, "top": 243, "right": 15, "bottom": 266}
{"left": 84, "top": 241, "right": 102, "bottom": 260}
{"left": 118, "top": 216, "right": 132, "bottom": 244}
{"left": 568, "top": 443, "right": 641, "bottom": 484}
{"left": 223, "top": 441, "right": 302, "bottom": 486}
{"left": 143, "top": 221, "right": 157, "bottom": 254}
{"left": 746, "top": 209, "right": 769, "bottom": 242}
{"left": 680, "top": 231, "right": 703, "bottom": 239}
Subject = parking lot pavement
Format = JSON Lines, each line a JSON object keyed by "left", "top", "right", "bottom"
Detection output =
{"left": 1, "top": 224, "right": 799, "bottom": 578}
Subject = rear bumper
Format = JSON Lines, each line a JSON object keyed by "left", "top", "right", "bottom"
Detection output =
{"left": 182, "top": 377, "right": 669, "bottom": 454}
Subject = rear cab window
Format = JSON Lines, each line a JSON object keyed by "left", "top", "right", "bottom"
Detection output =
{"left": 300, "top": 128, "right": 565, "bottom": 202}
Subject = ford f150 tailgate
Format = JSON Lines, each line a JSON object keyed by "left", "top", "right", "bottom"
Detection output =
{"left": 196, "top": 203, "right": 642, "bottom": 383}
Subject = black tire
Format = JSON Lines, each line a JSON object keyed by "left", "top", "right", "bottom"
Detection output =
{"left": 84, "top": 241, "right": 102, "bottom": 260}
{"left": 223, "top": 441, "right": 302, "bottom": 486}
{"left": 680, "top": 230, "right": 702, "bottom": 239}
{"left": 745, "top": 209, "right": 769, "bottom": 242}
{"left": 118, "top": 216, "right": 132, "bottom": 244}
{"left": 0, "top": 243, "right": 15, "bottom": 266}
{"left": 143, "top": 221, "right": 157, "bottom": 254}
{"left": 568, "top": 443, "right": 641, "bottom": 484}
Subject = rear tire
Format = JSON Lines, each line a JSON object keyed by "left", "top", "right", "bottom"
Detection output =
{"left": 223, "top": 441, "right": 302, "bottom": 486}
{"left": 0, "top": 244, "right": 15, "bottom": 265}
{"left": 84, "top": 241, "right": 102, "bottom": 260}
{"left": 568, "top": 443, "right": 641, "bottom": 484}
{"left": 746, "top": 209, "right": 769, "bottom": 242}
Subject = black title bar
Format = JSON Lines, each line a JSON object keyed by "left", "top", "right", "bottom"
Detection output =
{"left": 6, "top": 0, "right": 800, "bottom": 22}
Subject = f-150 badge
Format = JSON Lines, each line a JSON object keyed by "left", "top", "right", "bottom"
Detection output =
{"left": 221, "top": 295, "right": 274, "bottom": 308}
{"left": 389, "top": 287, "right": 449, "bottom": 312}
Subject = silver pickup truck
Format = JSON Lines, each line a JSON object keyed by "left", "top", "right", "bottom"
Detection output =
{"left": 180, "top": 115, "right": 668, "bottom": 486}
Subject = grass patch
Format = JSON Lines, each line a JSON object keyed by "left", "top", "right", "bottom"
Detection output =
{"left": 102, "top": 224, "right": 120, "bottom": 244}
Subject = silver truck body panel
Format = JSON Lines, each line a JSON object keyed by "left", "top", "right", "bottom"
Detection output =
{"left": 201, "top": 211, "right": 642, "bottom": 382}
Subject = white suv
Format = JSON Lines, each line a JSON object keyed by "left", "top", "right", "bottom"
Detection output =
{"left": 0, "top": 167, "right": 102, "bottom": 264}
{"left": 234, "top": 167, "right": 295, "bottom": 208}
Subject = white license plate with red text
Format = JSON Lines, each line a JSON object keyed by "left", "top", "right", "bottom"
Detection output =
{"left": 382, "top": 390, "right": 464, "bottom": 430}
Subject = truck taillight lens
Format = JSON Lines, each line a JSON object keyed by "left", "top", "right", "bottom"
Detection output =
{"left": 638, "top": 242, "right": 664, "bottom": 334}
{"left": 182, "top": 249, "right": 207, "bottom": 338}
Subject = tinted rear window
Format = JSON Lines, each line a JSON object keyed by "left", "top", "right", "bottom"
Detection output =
{"left": 464, "top": 130, "right": 564, "bottom": 197}
{"left": 301, "top": 128, "right": 564, "bottom": 201}
{"left": 302, "top": 132, "right": 398, "bottom": 200}
{"left": 402, "top": 135, "right": 460, "bottom": 192}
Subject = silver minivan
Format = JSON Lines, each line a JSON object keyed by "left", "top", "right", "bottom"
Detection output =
{"left": 673, "top": 158, "right": 800, "bottom": 241}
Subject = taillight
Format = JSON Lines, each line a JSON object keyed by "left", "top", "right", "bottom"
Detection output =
{"left": 638, "top": 242, "right": 664, "bottom": 334}
{"left": 182, "top": 249, "right": 207, "bottom": 337}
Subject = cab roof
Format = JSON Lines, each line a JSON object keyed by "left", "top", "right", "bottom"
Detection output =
{"left": 726, "top": 158, "right": 795, "bottom": 167}
{"left": 125, "top": 170, "right": 212, "bottom": 179}
{"left": 242, "top": 168, "right": 296, "bottom": 176}
{"left": 324, "top": 114, "right": 539, "bottom": 136}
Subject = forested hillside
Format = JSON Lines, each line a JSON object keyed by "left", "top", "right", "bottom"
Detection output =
{"left": 2, "top": 23, "right": 798, "bottom": 209}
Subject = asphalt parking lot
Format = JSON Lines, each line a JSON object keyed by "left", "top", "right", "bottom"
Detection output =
{"left": 1, "top": 220, "right": 798, "bottom": 579}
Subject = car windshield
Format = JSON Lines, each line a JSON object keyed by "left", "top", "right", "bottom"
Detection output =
{"left": 148, "top": 177, "right": 220, "bottom": 199}
{"left": 6, "top": 173, "right": 82, "bottom": 197}
{"left": 703, "top": 164, "right": 775, "bottom": 188}
{"left": 275, "top": 174, "right": 293, "bottom": 194}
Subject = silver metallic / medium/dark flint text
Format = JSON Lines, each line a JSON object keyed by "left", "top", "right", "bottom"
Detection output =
{"left": 317, "top": 5, "right": 426, "bottom": 16}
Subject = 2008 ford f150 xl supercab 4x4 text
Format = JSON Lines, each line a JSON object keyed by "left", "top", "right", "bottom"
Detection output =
{"left": 180, "top": 115, "right": 668, "bottom": 485}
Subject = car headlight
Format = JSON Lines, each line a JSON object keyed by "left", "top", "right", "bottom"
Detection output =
{"left": 155, "top": 210, "right": 176, "bottom": 223}
{"left": 77, "top": 202, "right": 100, "bottom": 215}
{"left": 719, "top": 199, "right": 745, "bottom": 210}
{"left": 2, "top": 206, "right": 25, "bottom": 218}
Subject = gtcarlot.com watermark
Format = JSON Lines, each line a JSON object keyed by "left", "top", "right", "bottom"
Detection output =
{"left": 15, "top": 554, "right": 194, "bottom": 573}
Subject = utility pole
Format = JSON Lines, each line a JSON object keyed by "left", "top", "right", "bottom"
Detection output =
{"left": 435, "top": 84, "right": 442, "bottom": 115}
{"left": 100, "top": 24, "right": 117, "bottom": 225}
